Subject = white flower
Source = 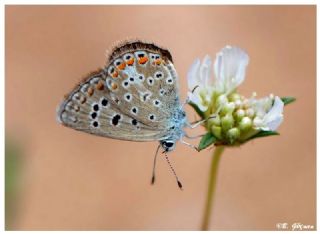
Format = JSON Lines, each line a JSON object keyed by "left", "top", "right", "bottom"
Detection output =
{"left": 187, "top": 55, "right": 213, "bottom": 111}
{"left": 214, "top": 46, "right": 249, "bottom": 94}
{"left": 188, "top": 45, "right": 288, "bottom": 144}
{"left": 253, "top": 96, "right": 284, "bottom": 131}
{"left": 187, "top": 46, "right": 249, "bottom": 111}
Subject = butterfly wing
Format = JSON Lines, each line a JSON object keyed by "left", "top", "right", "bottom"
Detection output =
{"left": 57, "top": 41, "right": 182, "bottom": 142}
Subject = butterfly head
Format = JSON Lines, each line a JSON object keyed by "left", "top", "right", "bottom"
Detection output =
{"left": 160, "top": 140, "right": 176, "bottom": 152}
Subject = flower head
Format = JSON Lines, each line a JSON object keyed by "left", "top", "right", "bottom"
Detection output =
{"left": 188, "top": 46, "right": 292, "bottom": 148}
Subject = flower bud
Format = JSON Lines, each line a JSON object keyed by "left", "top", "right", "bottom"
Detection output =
{"left": 227, "top": 127, "right": 240, "bottom": 144}
{"left": 221, "top": 102, "right": 236, "bottom": 115}
{"left": 211, "top": 125, "right": 222, "bottom": 139}
{"left": 221, "top": 113, "right": 234, "bottom": 131}
{"left": 234, "top": 99, "right": 242, "bottom": 108}
{"left": 216, "top": 94, "right": 228, "bottom": 108}
{"left": 229, "top": 93, "right": 241, "bottom": 102}
{"left": 235, "top": 109, "right": 245, "bottom": 121}
{"left": 246, "top": 108, "right": 255, "bottom": 118}
{"left": 207, "top": 115, "right": 220, "bottom": 127}
{"left": 239, "top": 116, "right": 252, "bottom": 132}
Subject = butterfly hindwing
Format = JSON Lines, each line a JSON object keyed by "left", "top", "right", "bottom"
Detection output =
{"left": 112, "top": 49, "right": 180, "bottom": 128}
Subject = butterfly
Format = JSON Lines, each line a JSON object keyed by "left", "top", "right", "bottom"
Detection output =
{"left": 57, "top": 40, "right": 201, "bottom": 189}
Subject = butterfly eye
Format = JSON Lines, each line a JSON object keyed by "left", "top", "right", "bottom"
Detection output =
{"left": 164, "top": 141, "right": 174, "bottom": 148}
{"left": 161, "top": 141, "right": 176, "bottom": 152}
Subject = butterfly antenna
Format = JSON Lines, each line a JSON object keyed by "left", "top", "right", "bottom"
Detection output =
{"left": 151, "top": 144, "right": 161, "bottom": 185}
{"left": 164, "top": 152, "right": 183, "bottom": 190}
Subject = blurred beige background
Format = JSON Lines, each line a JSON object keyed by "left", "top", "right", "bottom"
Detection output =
{"left": 5, "top": 5, "right": 316, "bottom": 230}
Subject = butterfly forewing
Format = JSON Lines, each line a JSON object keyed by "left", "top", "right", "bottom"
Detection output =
{"left": 57, "top": 41, "right": 181, "bottom": 142}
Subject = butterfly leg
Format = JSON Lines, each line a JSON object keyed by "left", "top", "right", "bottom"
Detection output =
{"left": 181, "top": 97, "right": 212, "bottom": 129}
{"left": 179, "top": 96, "right": 190, "bottom": 109}
{"left": 180, "top": 139, "right": 200, "bottom": 152}
{"left": 184, "top": 133, "right": 205, "bottom": 139}
{"left": 189, "top": 119, "right": 203, "bottom": 125}
{"left": 187, "top": 119, "right": 207, "bottom": 129}
{"left": 187, "top": 115, "right": 217, "bottom": 129}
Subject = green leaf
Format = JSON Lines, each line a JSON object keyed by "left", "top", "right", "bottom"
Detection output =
{"left": 188, "top": 102, "right": 205, "bottom": 119}
{"left": 248, "top": 130, "right": 279, "bottom": 141}
{"left": 281, "top": 96, "right": 296, "bottom": 106}
{"left": 198, "top": 132, "right": 217, "bottom": 151}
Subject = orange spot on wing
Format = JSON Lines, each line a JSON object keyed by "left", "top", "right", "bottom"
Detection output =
{"left": 127, "top": 58, "right": 134, "bottom": 66}
{"left": 96, "top": 80, "right": 104, "bottom": 90}
{"left": 112, "top": 71, "right": 118, "bottom": 78}
{"left": 87, "top": 87, "right": 94, "bottom": 96}
{"left": 139, "top": 57, "right": 148, "bottom": 64}
{"left": 111, "top": 83, "right": 118, "bottom": 90}
{"left": 117, "top": 62, "right": 126, "bottom": 70}
{"left": 155, "top": 59, "right": 162, "bottom": 65}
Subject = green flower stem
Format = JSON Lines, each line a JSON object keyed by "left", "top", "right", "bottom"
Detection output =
{"left": 201, "top": 146, "right": 225, "bottom": 231}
